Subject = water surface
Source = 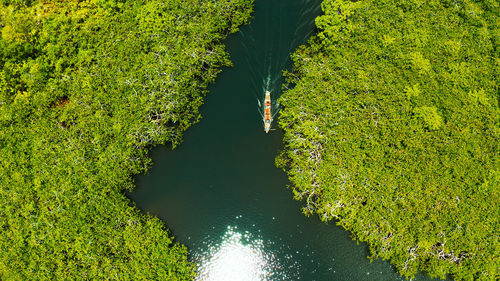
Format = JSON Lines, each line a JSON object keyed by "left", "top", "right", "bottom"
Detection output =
{"left": 130, "top": 1, "right": 436, "bottom": 280}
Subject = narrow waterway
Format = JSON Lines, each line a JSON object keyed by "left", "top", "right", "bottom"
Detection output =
{"left": 130, "top": 1, "right": 436, "bottom": 280}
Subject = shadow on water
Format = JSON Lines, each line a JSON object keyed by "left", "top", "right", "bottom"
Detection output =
{"left": 129, "top": 0, "right": 438, "bottom": 280}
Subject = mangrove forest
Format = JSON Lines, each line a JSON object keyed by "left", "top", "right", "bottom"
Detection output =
{"left": 0, "top": 0, "right": 498, "bottom": 280}
{"left": 279, "top": 0, "right": 498, "bottom": 280}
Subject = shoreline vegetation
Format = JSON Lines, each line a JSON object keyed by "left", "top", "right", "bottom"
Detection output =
{"left": 278, "top": 0, "right": 498, "bottom": 280}
{"left": 1, "top": 0, "right": 498, "bottom": 280}
{"left": 0, "top": 0, "right": 252, "bottom": 279}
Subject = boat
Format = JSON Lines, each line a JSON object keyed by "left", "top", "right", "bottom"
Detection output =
{"left": 264, "top": 91, "right": 272, "bottom": 133}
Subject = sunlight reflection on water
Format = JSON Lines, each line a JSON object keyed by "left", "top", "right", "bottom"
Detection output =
{"left": 195, "top": 226, "right": 294, "bottom": 281}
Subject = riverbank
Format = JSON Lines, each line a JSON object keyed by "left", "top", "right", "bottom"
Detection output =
{"left": 278, "top": 0, "right": 499, "bottom": 280}
{"left": 0, "top": 0, "right": 252, "bottom": 279}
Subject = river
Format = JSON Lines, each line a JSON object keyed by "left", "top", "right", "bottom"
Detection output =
{"left": 129, "top": 0, "right": 436, "bottom": 280}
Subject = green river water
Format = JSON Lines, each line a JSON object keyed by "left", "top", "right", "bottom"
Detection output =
{"left": 130, "top": 1, "right": 437, "bottom": 280}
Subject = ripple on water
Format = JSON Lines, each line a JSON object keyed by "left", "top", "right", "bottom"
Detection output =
{"left": 195, "top": 226, "right": 298, "bottom": 281}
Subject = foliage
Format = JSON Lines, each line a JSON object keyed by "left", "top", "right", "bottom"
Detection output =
{"left": 0, "top": 0, "right": 252, "bottom": 279}
{"left": 278, "top": 0, "right": 499, "bottom": 280}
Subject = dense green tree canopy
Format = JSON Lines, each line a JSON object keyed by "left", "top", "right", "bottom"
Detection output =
{"left": 0, "top": 0, "right": 252, "bottom": 279}
{"left": 279, "top": 0, "right": 498, "bottom": 280}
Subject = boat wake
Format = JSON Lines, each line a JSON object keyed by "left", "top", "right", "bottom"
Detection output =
{"left": 238, "top": 0, "right": 321, "bottom": 133}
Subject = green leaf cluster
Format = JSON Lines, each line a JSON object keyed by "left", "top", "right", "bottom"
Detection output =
{"left": 0, "top": 0, "right": 252, "bottom": 279}
{"left": 279, "top": 0, "right": 499, "bottom": 280}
